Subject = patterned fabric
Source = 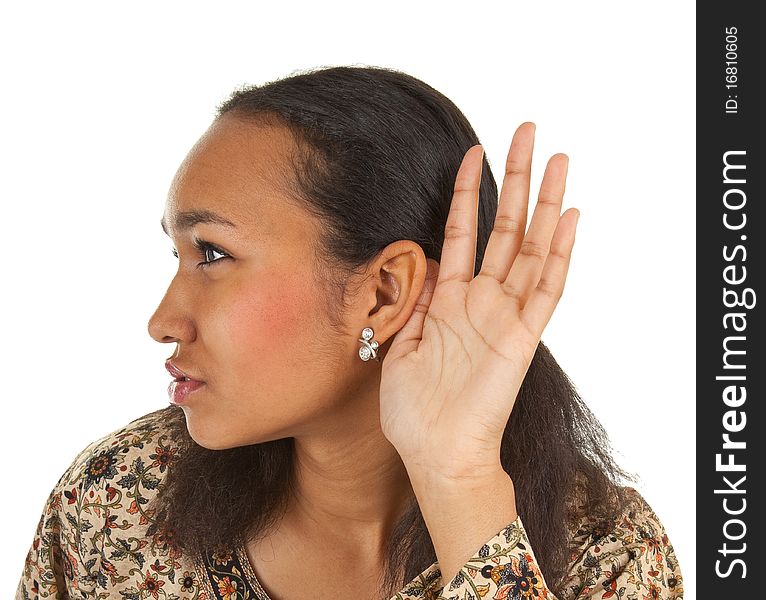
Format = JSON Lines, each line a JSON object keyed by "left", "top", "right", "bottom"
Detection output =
{"left": 16, "top": 410, "right": 684, "bottom": 600}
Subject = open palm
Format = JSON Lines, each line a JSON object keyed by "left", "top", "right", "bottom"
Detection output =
{"left": 379, "top": 122, "right": 579, "bottom": 480}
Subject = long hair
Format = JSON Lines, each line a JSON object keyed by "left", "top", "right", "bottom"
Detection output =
{"left": 147, "top": 65, "right": 634, "bottom": 598}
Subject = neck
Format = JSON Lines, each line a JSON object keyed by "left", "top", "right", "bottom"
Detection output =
{"left": 286, "top": 392, "right": 415, "bottom": 556}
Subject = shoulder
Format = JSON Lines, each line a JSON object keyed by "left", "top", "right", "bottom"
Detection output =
{"left": 51, "top": 406, "right": 187, "bottom": 554}
{"left": 18, "top": 407, "right": 189, "bottom": 597}
{"left": 567, "top": 486, "right": 673, "bottom": 546}
{"left": 58, "top": 406, "right": 184, "bottom": 496}
{"left": 563, "top": 486, "right": 684, "bottom": 599}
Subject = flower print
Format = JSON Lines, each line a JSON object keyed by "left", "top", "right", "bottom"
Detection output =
{"left": 16, "top": 409, "right": 684, "bottom": 600}
{"left": 101, "top": 558, "right": 118, "bottom": 577}
{"left": 62, "top": 547, "right": 78, "bottom": 584}
{"left": 149, "top": 558, "right": 167, "bottom": 574}
{"left": 152, "top": 523, "right": 179, "bottom": 551}
{"left": 493, "top": 554, "right": 547, "bottom": 600}
{"left": 212, "top": 547, "right": 234, "bottom": 567}
{"left": 103, "top": 512, "right": 120, "bottom": 535}
{"left": 82, "top": 446, "right": 121, "bottom": 492}
{"left": 139, "top": 570, "right": 166, "bottom": 599}
{"left": 642, "top": 581, "right": 662, "bottom": 600}
{"left": 639, "top": 531, "right": 664, "bottom": 563}
{"left": 667, "top": 575, "right": 683, "bottom": 596}
{"left": 180, "top": 571, "right": 198, "bottom": 592}
{"left": 49, "top": 490, "right": 64, "bottom": 511}
{"left": 601, "top": 576, "right": 617, "bottom": 599}
{"left": 216, "top": 575, "right": 238, "bottom": 600}
{"left": 149, "top": 443, "right": 179, "bottom": 473}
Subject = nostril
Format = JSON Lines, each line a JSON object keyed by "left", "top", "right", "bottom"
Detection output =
{"left": 147, "top": 308, "right": 196, "bottom": 345}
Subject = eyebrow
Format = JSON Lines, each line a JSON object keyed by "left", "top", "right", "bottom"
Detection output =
{"left": 160, "top": 209, "right": 237, "bottom": 236}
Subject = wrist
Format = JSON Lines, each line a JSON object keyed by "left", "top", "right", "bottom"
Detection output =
{"left": 407, "top": 466, "right": 516, "bottom": 508}
{"left": 405, "top": 467, "right": 518, "bottom": 587}
{"left": 404, "top": 458, "right": 509, "bottom": 488}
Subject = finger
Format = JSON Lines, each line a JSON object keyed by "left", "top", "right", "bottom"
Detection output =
{"left": 385, "top": 259, "right": 440, "bottom": 360}
{"left": 479, "top": 122, "right": 535, "bottom": 282}
{"left": 502, "top": 153, "right": 569, "bottom": 304}
{"left": 520, "top": 208, "right": 579, "bottom": 339}
{"left": 435, "top": 144, "right": 484, "bottom": 286}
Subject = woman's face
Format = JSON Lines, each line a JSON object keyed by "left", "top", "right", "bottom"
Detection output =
{"left": 148, "top": 116, "right": 360, "bottom": 449}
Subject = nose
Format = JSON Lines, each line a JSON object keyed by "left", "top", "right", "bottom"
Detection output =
{"left": 147, "top": 279, "right": 196, "bottom": 344}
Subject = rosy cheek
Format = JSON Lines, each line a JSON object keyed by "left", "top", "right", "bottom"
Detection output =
{"left": 224, "top": 271, "right": 320, "bottom": 371}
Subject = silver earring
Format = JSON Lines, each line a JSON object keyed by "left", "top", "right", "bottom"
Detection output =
{"left": 358, "top": 327, "right": 380, "bottom": 362}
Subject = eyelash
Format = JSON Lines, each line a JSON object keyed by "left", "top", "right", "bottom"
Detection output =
{"left": 172, "top": 238, "right": 231, "bottom": 269}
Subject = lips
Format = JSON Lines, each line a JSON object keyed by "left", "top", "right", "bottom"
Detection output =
{"left": 165, "top": 359, "right": 203, "bottom": 383}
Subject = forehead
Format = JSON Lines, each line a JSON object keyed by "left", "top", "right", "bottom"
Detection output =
{"left": 163, "top": 116, "right": 306, "bottom": 238}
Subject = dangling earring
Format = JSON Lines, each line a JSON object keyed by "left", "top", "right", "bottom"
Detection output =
{"left": 358, "top": 327, "right": 381, "bottom": 362}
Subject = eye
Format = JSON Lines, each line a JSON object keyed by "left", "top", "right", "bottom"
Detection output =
{"left": 193, "top": 238, "right": 231, "bottom": 268}
{"left": 171, "top": 238, "right": 231, "bottom": 269}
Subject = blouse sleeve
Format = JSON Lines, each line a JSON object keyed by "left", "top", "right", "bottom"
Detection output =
{"left": 421, "top": 487, "right": 684, "bottom": 600}
{"left": 428, "top": 515, "right": 552, "bottom": 600}
{"left": 15, "top": 440, "right": 105, "bottom": 599}
{"left": 16, "top": 482, "right": 75, "bottom": 599}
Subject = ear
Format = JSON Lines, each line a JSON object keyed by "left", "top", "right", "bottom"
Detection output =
{"left": 361, "top": 241, "right": 430, "bottom": 347}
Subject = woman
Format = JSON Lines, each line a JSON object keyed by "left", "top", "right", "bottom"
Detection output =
{"left": 16, "top": 66, "right": 684, "bottom": 600}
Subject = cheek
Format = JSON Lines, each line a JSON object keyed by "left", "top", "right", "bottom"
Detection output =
{"left": 217, "top": 271, "right": 323, "bottom": 381}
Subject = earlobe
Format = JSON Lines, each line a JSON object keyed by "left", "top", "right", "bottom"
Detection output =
{"left": 357, "top": 326, "right": 381, "bottom": 362}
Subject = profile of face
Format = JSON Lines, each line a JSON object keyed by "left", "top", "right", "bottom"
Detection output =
{"left": 147, "top": 115, "right": 407, "bottom": 450}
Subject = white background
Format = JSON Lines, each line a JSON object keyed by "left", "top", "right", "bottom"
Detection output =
{"left": 0, "top": 1, "right": 695, "bottom": 596}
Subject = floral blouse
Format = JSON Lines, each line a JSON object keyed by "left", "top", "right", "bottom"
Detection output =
{"left": 16, "top": 411, "right": 684, "bottom": 600}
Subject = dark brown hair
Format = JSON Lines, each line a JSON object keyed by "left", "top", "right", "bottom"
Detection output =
{"left": 147, "top": 65, "right": 634, "bottom": 599}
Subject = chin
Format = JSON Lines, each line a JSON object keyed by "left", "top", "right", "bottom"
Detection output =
{"left": 179, "top": 411, "right": 235, "bottom": 450}
{"left": 182, "top": 410, "right": 289, "bottom": 450}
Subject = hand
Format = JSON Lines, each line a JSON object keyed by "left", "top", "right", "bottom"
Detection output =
{"left": 379, "top": 122, "right": 579, "bottom": 481}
